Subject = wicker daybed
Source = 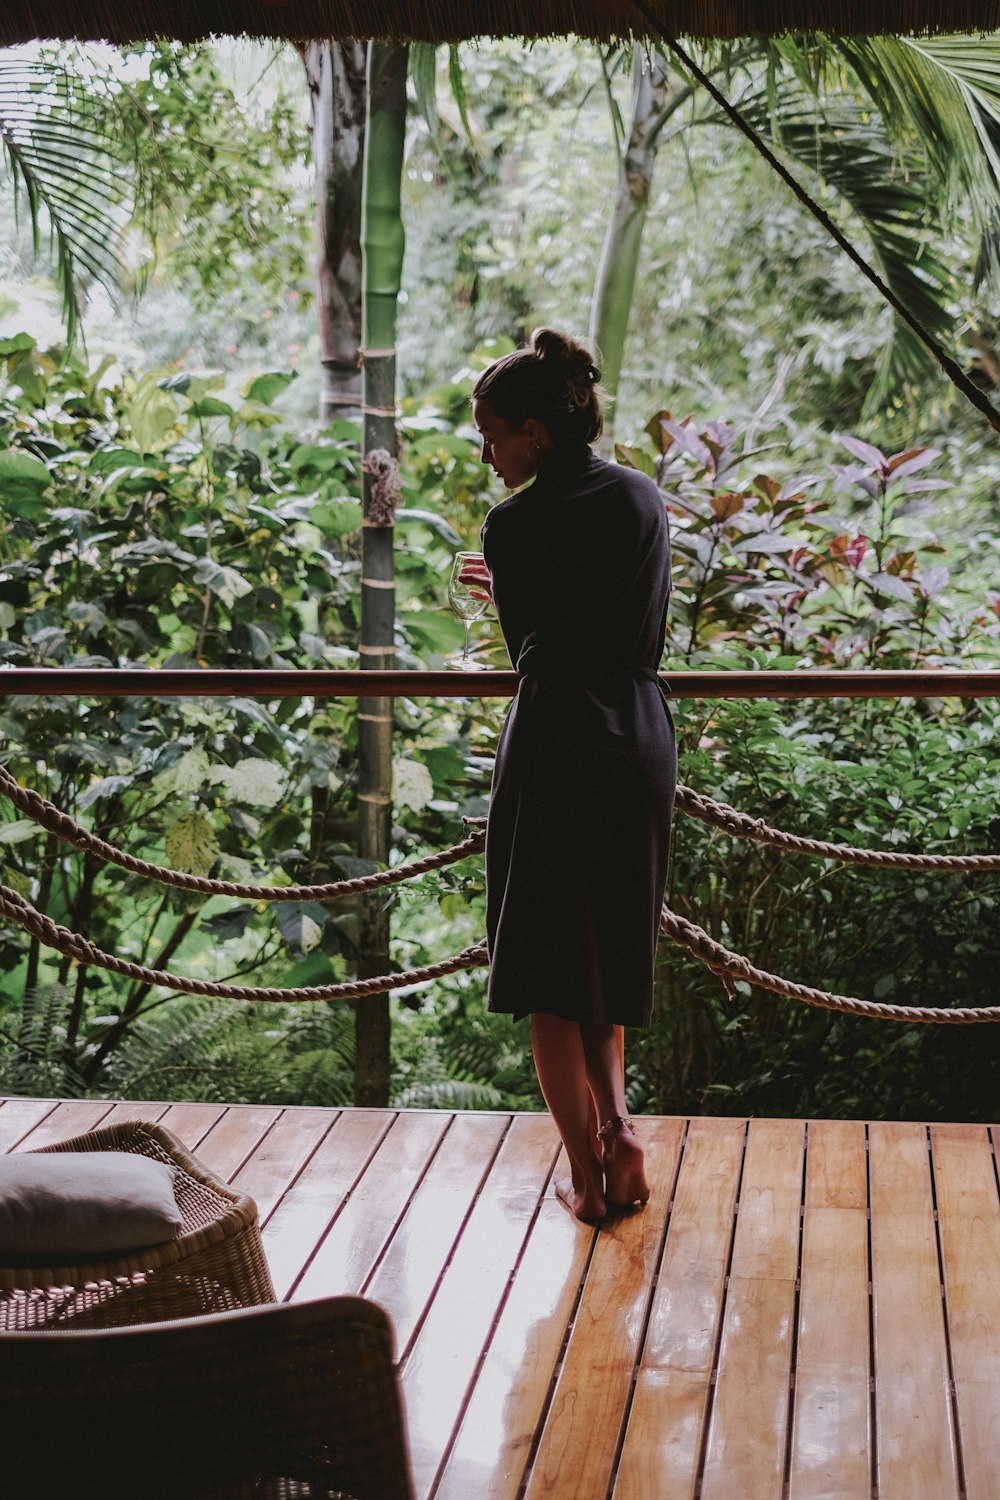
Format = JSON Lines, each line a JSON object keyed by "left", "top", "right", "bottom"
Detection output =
{"left": 0, "top": 1118, "right": 275, "bottom": 1330}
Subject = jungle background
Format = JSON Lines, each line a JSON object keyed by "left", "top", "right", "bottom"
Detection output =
{"left": 2, "top": 34, "right": 1000, "bottom": 1120}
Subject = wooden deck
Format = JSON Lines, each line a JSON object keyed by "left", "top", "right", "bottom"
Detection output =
{"left": 3, "top": 1097, "right": 1000, "bottom": 1499}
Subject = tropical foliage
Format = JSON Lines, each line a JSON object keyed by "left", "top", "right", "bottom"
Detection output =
{"left": 2, "top": 34, "right": 1000, "bottom": 1119}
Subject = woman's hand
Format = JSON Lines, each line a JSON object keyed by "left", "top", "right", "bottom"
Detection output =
{"left": 459, "top": 555, "right": 494, "bottom": 604}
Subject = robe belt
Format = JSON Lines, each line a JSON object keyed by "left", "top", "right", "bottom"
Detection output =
{"left": 515, "top": 644, "right": 668, "bottom": 692}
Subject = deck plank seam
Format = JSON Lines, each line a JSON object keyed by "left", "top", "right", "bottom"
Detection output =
{"left": 780, "top": 1117, "right": 810, "bottom": 1500}
{"left": 162, "top": 1100, "right": 229, "bottom": 1156}
{"left": 253, "top": 1109, "right": 344, "bottom": 1231}
{"left": 282, "top": 1108, "right": 399, "bottom": 1302}
{"left": 427, "top": 1120, "right": 565, "bottom": 1499}
{"left": 359, "top": 1111, "right": 465, "bottom": 1321}
{"left": 514, "top": 1165, "right": 604, "bottom": 1500}
{"left": 208, "top": 1104, "right": 283, "bottom": 1183}
{"left": 0, "top": 1097, "right": 60, "bottom": 1150}
{"left": 865, "top": 1123, "right": 877, "bottom": 1500}
{"left": 395, "top": 1111, "right": 519, "bottom": 1374}
{"left": 601, "top": 1114, "right": 693, "bottom": 1500}
{"left": 927, "top": 1125, "right": 969, "bottom": 1500}
{"left": 692, "top": 1115, "right": 751, "bottom": 1500}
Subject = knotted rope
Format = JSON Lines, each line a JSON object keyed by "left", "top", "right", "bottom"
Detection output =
{"left": 0, "top": 764, "right": 485, "bottom": 899}
{"left": 3, "top": 763, "right": 999, "bottom": 1020}
{"left": 3, "top": 766, "right": 998, "bottom": 899}
{"left": 673, "top": 785, "right": 1000, "bottom": 871}
{"left": 659, "top": 907, "right": 1000, "bottom": 1023}
{"left": 0, "top": 872, "right": 997, "bottom": 1021}
{"left": 0, "top": 878, "right": 488, "bottom": 1001}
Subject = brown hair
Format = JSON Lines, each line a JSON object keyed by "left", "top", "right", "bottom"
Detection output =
{"left": 472, "top": 327, "right": 604, "bottom": 447}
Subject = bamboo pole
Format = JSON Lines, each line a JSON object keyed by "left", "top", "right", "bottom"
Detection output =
{"left": 355, "top": 39, "right": 408, "bottom": 1107}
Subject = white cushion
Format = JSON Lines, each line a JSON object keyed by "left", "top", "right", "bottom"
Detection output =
{"left": 0, "top": 1150, "right": 182, "bottom": 1258}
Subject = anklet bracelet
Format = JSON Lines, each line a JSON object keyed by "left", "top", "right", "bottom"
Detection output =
{"left": 596, "top": 1114, "right": 634, "bottom": 1142}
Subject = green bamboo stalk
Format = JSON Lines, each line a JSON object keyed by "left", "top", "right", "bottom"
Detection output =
{"left": 355, "top": 40, "right": 408, "bottom": 1108}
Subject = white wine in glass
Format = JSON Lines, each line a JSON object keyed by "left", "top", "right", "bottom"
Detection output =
{"left": 448, "top": 552, "right": 489, "bottom": 668}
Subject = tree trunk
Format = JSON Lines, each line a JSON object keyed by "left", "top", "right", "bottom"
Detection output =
{"left": 300, "top": 40, "right": 367, "bottom": 424}
{"left": 589, "top": 49, "right": 682, "bottom": 428}
{"left": 354, "top": 40, "right": 408, "bottom": 1107}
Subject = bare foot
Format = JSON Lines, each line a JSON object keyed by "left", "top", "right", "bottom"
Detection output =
{"left": 603, "top": 1119, "right": 650, "bottom": 1209}
{"left": 555, "top": 1152, "right": 606, "bottom": 1223}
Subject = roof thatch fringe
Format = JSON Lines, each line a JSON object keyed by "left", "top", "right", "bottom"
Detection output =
{"left": 2, "top": 0, "right": 1000, "bottom": 47}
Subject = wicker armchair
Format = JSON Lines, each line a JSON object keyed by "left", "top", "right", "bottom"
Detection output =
{"left": 0, "top": 1120, "right": 275, "bottom": 1330}
{"left": 1, "top": 1294, "right": 415, "bottom": 1500}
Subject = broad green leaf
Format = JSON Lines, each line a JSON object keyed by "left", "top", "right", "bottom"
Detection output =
{"left": 393, "top": 757, "right": 434, "bottom": 812}
{"left": 274, "top": 902, "right": 328, "bottom": 956}
{"left": 0, "top": 450, "right": 51, "bottom": 492}
{"left": 313, "top": 499, "right": 363, "bottom": 536}
{"left": 2, "top": 866, "right": 31, "bottom": 896}
{"left": 0, "top": 819, "right": 40, "bottom": 845}
{"left": 289, "top": 445, "right": 350, "bottom": 473}
{"left": 192, "top": 557, "right": 254, "bottom": 605}
{"left": 396, "top": 508, "right": 463, "bottom": 546}
{"left": 0, "top": 333, "right": 35, "bottom": 357}
{"left": 411, "top": 42, "right": 440, "bottom": 140}
{"left": 78, "top": 773, "right": 134, "bottom": 811}
{"left": 282, "top": 952, "right": 337, "bottom": 987}
{"left": 8, "top": 349, "right": 49, "bottom": 404}
{"left": 245, "top": 371, "right": 296, "bottom": 404}
{"left": 211, "top": 758, "right": 286, "bottom": 808}
{"left": 403, "top": 606, "right": 462, "bottom": 656}
{"left": 614, "top": 443, "right": 656, "bottom": 477}
{"left": 156, "top": 748, "right": 212, "bottom": 794}
{"left": 127, "top": 374, "right": 181, "bottom": 453}
{"left": 186, "top": 396, "right": 235, "bottom": 419}
{"left": 165, "top": 811, "right": 219, "bottom": 876}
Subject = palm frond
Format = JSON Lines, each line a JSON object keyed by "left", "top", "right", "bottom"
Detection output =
{"left": 836, "top": 35, "right": 1000, "bottom": 286}
{"left": 0, "top": 56, "right": 139, "bottom": 344}
{"left": 730, "top": 83, "right": 957, "bottom": 415}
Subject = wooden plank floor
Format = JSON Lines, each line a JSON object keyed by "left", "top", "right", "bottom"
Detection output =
{"left": 4, "top": 1098, "right": 1000, "bottom": 1499}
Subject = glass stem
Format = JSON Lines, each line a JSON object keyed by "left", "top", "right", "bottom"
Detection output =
{"left": 463, "top": 620, "right": 472, "bottom": 664}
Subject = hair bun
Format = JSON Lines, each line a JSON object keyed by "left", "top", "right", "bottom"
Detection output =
{"left": 473, "top": 325, "right": 604, "bottom": 446}
{"left": 529, "top": 326, "right": 597, "bottom": 376}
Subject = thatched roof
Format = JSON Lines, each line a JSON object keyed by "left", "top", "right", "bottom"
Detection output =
{"left": 3, "top": 0, "right": 1000, "bottom": 47}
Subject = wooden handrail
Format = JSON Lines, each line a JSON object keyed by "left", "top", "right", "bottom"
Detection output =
{"left": 0, "top": 668, "right": 998, "bottom": 698}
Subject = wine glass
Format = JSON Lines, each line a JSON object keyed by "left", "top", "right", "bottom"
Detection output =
{"left": 447, "top": 552, "right": 489, "bottom": 668}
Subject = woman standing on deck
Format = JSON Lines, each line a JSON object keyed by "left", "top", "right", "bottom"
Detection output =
{"left": 466, "top": 328, "right": 676, "bottom": 1223}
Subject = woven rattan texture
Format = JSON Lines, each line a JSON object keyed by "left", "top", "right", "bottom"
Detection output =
{"left": 0, "top": 1120, "right": 275, "bottom": 1329}
{"left": 1, "top": 1296, "right": 413, "bottom": 1500}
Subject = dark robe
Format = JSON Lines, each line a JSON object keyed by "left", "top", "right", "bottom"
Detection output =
{"left": 481, "top": 445, "right": 676, "bottom": 1026}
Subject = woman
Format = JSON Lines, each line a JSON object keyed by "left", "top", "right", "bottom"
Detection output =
{"left": 466, "top": 327, "right": 676, "bottom": 1223}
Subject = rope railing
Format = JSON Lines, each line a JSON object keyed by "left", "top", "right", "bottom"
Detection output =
{"left": 659, "top": 909, "right": 1000, "bottom": 1024}
{"left": 1, "top": 668, "right": 998, "bottom": 1022}
{"left": 674, "top": 785, "right": 1000, "bottom": 871}
{"left": 0, "top": 762, "right": 486, "bottom": 899}
{"left": 4, "top": 766, "right": 999, "bottom": 894}
{"left": 1, "top": 754, "right": 1000, "bottom": 1020}
{"left": 0, "top": 879, "right": 488, "bottom": 1001}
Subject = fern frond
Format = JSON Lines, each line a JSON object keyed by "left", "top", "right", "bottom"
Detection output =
{"left": 394, "top": 1079, "right": 506, "bottom": 1111}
